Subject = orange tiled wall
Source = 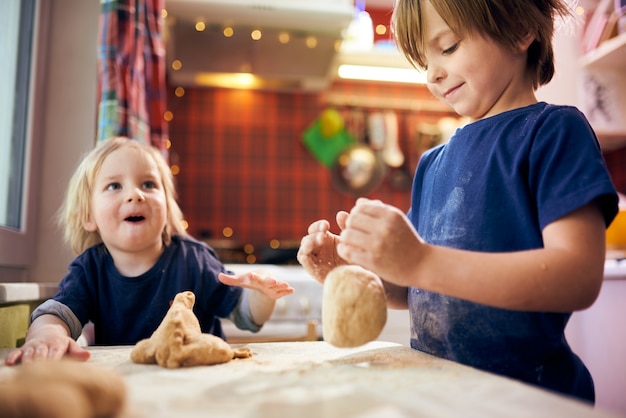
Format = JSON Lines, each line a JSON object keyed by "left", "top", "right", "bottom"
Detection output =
{"left": 168, "top": 80, "right": 455, "bottom": 251}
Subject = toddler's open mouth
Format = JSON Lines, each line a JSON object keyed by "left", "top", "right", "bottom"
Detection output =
{"left": 125, "top": 215, "right": 145, "bottom": 223}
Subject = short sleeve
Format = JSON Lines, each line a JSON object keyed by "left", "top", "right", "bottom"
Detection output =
{"left": 528, "top": 107, "right": 618, "bottom": 228}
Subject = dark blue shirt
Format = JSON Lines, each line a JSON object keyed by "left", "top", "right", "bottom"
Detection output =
{"left": 407, "top": 102, "right": 618, "bottom": 402}
{"left": 51, "top": 235, "right": 242, "bottom": 345}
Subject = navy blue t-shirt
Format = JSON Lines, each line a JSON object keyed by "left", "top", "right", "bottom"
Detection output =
{"left": 407, "top": 102, "right": 618, "bottom": 401}
{"left": 52, "top": 235, "right": 242, "bottom": 345}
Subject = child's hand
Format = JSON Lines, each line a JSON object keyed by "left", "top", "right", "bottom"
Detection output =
{"left": 4, "top": 335, "right": 90, "bottom": 366}
{"left": 218, "top": 271, "right": 294, "bottom": 300}
{"left": 296, "top": 211, "right": 350, "bottom": 283}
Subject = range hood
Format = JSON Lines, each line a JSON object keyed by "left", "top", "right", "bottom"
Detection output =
{"left": 165, "top": 0, "right": 355, "bottom": 91}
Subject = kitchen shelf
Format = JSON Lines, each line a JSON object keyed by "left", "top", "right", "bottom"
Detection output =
{"left": 596, "top": 132, "right": 626, "bottom": 152}
{"left": 579, "top": 32, "right": 626, "bottom": 69}
{"left": 325, "top": 92, "right": 452, "bottom": 112}
{"left": 579, "top": 32, "right": 626, "bottom": 151}
{"left": 336, "top": 45, "right": 414, "bottom": 69}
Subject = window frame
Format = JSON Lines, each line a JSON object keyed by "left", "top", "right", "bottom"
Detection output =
{"left": 0, "top": 0, "right": 47, "bottom": 268}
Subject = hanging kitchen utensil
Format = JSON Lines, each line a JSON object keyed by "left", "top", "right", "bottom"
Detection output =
{"left": 367, "top": 111, "right": 386, "bottom": 152}
{"left": 380, "top": 110, "right": 411, "bottom": 191}
{"left": 331, "top": 109, "right": 386, "bottom": 196}
{"left": 382, "top": 110, "right": 404, "bottom": 168}
{"left": 389, "top": 161, "right": 413, "bottom": 191}
{"left": 302, "top": 108, "right": 355, "bottom": 168}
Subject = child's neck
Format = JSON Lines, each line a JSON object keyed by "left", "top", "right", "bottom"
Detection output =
{"left": 107, "top": 241, "right": 165, "bottom": 277}
{"left": 471, "top": 90, "right": 538, "bottom": 122}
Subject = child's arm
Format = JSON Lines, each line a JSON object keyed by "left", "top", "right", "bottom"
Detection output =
{"left": 218, "top": 271, "right": 294, "bottom": 326}
{"left": 337, "top": 198, "right": 607, "bottom": 313}
{"left": 4, "top": 314, "right": 91, "bottom": 366}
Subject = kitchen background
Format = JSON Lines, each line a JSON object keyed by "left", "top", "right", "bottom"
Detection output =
{"left": 164, "top": 3, "right": 452, "bottom": 262}
{"left": 169, "top": 79, "right": 456, "bottom": 262}
{"left": 170, "top": 81, "right": 626, "bottom": 261}
{"left": 165, "top": 3, "right": 626, "bottom": 263}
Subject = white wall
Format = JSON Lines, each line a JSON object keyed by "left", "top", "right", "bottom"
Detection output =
{"left": 30, "top": 0, "right": 99, "bottom": 282}
{"left": 536, "top": 19, "right": 581, "bottom": 106}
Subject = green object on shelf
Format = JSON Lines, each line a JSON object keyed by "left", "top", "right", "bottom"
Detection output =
{"left": 302, "top": 120, "right": 355, "bottom": 168}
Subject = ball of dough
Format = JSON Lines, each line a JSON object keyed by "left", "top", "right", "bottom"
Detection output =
{"left": 322, "top": 265, "right": 387, "bottom": 347}
{"left": 0, "top": 360, "right": 126, "bottom": 418}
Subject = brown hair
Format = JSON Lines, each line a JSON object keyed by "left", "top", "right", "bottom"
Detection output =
{"left": 392, "top": 0, "right": 572, "bottom": 89}
{"left": 58, "top": 137, "right": 188, "bottom": 255}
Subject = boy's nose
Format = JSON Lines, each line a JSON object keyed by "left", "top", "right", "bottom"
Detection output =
{"left": 426, "top": 63, "right": 445, "bottom": 84}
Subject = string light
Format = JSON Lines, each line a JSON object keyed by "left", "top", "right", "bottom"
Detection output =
{"left": 171, "top": 60, "right": 182, "bottom": 71}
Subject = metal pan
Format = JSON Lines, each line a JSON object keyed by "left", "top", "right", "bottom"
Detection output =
{"left": 331, "top": 110, "right": 385, "bottom": 195}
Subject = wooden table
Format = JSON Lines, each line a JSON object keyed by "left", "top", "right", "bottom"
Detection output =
{"left": 0, "top": 341, "right": 619, "bottom": 418}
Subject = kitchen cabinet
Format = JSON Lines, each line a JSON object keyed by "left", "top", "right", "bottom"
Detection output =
{"left": 0, "top": 283, "right": 58, "bottom": 348}
{"left": 0, "top": 302, "right": 40, "bottom": 348}
{"left": 579, "top": 32, "right": 626, "bottom": 151}
{"left": 565, "top": 263, "right": 626, "bottom": 416}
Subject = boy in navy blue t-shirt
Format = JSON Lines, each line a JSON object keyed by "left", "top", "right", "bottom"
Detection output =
{"left": 298, "top": 0, "right": 618, "bottom": 403}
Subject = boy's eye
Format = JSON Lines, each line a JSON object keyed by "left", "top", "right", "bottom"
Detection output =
{"left": 142, "top": 181, "right": 157, "bottom": 189}
{"left": 106, "top": 183, "right": 121, "bottom": 191}
{"left": 442, "top": 43, "right": 458, "bottom": 55}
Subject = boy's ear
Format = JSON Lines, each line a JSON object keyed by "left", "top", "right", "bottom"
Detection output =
{"left": 517, "top": 32, "right": 536, "bottom": 52}
{"left": 82, "top": 216, "right": 97, "bottom": 232}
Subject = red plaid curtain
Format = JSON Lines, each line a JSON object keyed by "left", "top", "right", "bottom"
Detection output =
{"left": 96, "top": 0, "right": 168, "bottom": 157}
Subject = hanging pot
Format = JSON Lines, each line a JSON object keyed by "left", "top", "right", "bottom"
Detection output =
{"left": 331, "top": 110, "right": 386, "bottom": 195}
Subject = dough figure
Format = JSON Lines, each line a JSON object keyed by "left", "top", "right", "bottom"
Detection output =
{"left": 130, "top": 291, "right": 252, "bottom": 368}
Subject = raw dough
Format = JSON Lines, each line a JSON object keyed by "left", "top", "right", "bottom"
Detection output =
{"left": 0, "top": 360, "right": 126, "bottom": 418}
{"left": 322, "top": 265, "right": 387, "bottom": 347}
{"left": 130, "top": 291, "right": 252, "bottom": 368}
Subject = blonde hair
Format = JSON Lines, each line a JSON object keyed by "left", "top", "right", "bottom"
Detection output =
{"left": 392, "top": 0, "right": 572, "bottom": 89}
{"left": 58, "top": 137, "right": 187, "bottom": 255}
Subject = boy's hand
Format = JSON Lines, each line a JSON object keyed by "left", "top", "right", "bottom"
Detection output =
{"left": 218, "top": 271, "right": 294, "bottom": 299}
{"left": 338, "top": 198, "right": 423, "bottom": 284}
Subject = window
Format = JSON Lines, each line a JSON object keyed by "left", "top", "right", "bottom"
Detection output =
{"left": 0, "top": 0, "right": 41, "bottom": 268}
